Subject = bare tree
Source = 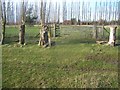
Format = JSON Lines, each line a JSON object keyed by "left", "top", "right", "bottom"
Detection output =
{"left": 38, "top": 0, "right": 51, "bottom": 47}
{"left": 57, "top": 3, "right": 60, "bottom": 24}
{"left": 78, "top": 1, "right": 80, "bottom": 25}
{"left": 89, "top": 7, "right": 91, "bottom": 23}
{"left": 19, "top": 0, "right": 26, "bottom": 45}
{"left": 99, "top": 1, "right": 102, "bottom": 25}
{"left": 46, "top": 1, "right": 51, "bottom": 24}
{"left": 82, "top": 1, "right": 85, "bottom": 24}
{"left": 63, "top": 0, "right": 67, "bottom": 24}
{"left": 54, "top": 2, "right": 60, "bottom": 37}
{"left": 54, "top": 2, "right": 57, "bottom": 23}
{"left": 11, "top": 1, "right": 14, "bottom": 24}
{"left": 6, "top": 0, "right": 11, "bottom": 24}
{"left": 71, "top": 1, "right": 73, "bottom": 25}
{"left": 38, "top": 0, "right": 44, "bottom": 46}
{"left": 85, "top": 2, "right": 88, "bottom": 24}
{"left": 0, "top": 0, "right": 2, "bottom": 44}
{"left": 109, "top": 1, "right": 112, "bottom": 24}
{"left": 100, "top": 2, "right": 102, "bottom": 20}
{"left": 118, "top": 1, "right": 120, "bottom": 25}
{"left": 87, "top": 2, "right": 91, "bottom": 24}
{"left": 0, "top": 0, "right": 6, "bottom": 45}
{"left": 103, "top": 2, "right": 106, "bottom": 22}
{"left": 15, "top": 2, "right": 17, "bottom": 26}
{"left": 6, "top": 1, "right": 15, "bottom": 25}
{"left": 105, "top": 1, "right": 108, "bottom": 23}
{"left": 43, "top": 2, "right": 47, "bottom": 24}
{"left": 94, "top": 2, "right": 97, "bottom": 23}
{"left": 115, "top": 2, "right": 118, "bottom": 24}
{"left": 34, "top": 1, "right": 39, "bottom": 24}
{"left": 52, "top": 2, "right": 58, "bottom": 37}
{"left": 93, "top": 2, "right": 98, "bottom": 39}
{"left": 15, "top": 2, "right": 20, "bottom": 25}
{"left": 112, "top": 1, "right": 116, "bottom": 25}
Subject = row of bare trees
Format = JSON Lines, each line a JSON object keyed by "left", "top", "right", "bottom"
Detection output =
{"left": 0, "top": 1, "right": 119, "bottom": 25}
{"left": 17, "top": 0, "right": 51, "bottom": 46}
{"left": 67, "top": 1, "right": 119, "bottom": 25}
{"left": 0, "top": 0, "right": 52, "bottom": 47}
{"left": 0, "top": 0, "right": 120, "bottom": 46}
{"left": 0, "top": 0, "right": 27, "bottom": 45}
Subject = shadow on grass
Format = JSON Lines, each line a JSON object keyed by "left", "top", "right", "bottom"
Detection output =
{"left": 115, "top": 43, "right": 120, "bottom": 46}
{"left": 4, "top": 36, "right": 19, "bottom": 44}
{"left": 4, "top": 36, "right": 39, "bottom": 45}
{"left": 57, "top": 38, "right": 96, "bottom": 45}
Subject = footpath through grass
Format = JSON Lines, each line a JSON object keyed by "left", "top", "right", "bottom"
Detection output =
{"left": 2, "top": 25, "right": 119, "bottom": 88}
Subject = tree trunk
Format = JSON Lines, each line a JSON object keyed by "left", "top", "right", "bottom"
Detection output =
{"left": 0, "top": 21, "right": 2, "bottom": 45}
{"left": 39, "top": 25, "right": 49, "bottom": 47}
{"left": 0, "top": 1, "right": 6, "bottom": 45}
{"left": 108, "top": 26, "right": 117, "bottom": 46}
{"left": 1, "top": 22, "right": 5, "bottom": 44}
{"left": 0, "top": 0, "right": 2, "bottom": 44}
{"left": 19, "top": 23, "right": 25, "bottom": 44}
{"left": 38, "top": 0, "right": 51, "bottom": 47}
{"left": 19, "top": 0, "right": 26, "bottom": 45}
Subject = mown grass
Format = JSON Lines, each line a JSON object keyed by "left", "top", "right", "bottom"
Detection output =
{"left": 2, "top": 25, "right": 119, "bottom": 88}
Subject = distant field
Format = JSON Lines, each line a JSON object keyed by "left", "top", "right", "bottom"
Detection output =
{"left": 2, "top": 25, "right": 119, "bottom": 88}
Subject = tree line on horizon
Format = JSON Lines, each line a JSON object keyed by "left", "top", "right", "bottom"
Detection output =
{"left": 0, "top": 0, "right": 120, "bottom": 46}
{"left": 0, "top": 0, "right": 120, "bottom": 25}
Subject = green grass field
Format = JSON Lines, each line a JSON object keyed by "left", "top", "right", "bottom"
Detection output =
{"left": 2, "top": 25, "right": 119, "bottom": 88}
